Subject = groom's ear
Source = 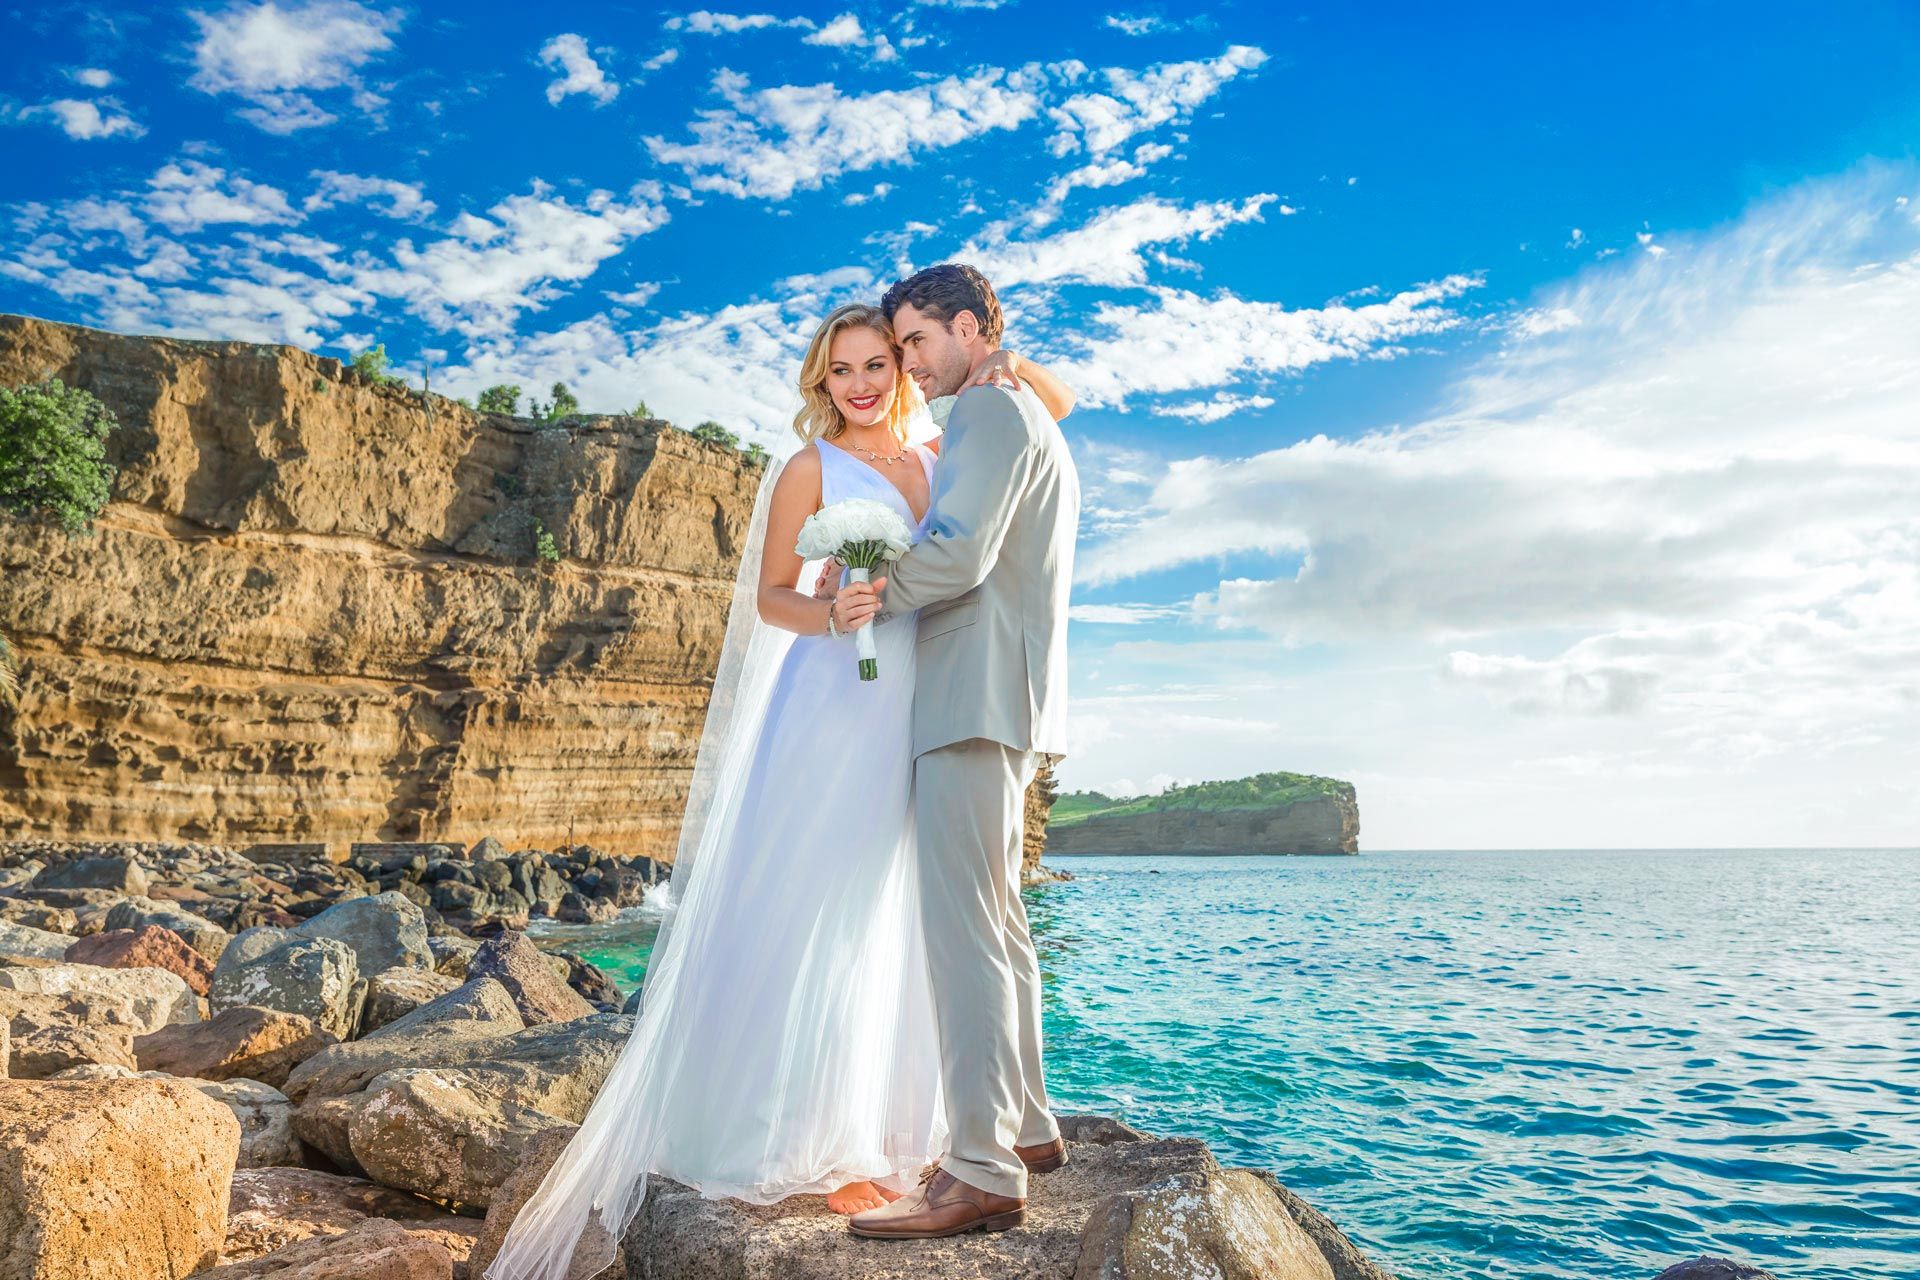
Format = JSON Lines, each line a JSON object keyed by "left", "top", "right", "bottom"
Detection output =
{"left": 953, "top": 310, "right": 980, "bottom": 343}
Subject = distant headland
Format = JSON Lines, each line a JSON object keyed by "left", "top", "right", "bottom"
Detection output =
{"left": 1043, "top": 771, "right": 1361, "bottom": 857}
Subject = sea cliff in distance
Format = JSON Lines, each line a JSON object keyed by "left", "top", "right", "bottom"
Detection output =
{"left": 1044, "top": 771, "right": 1360, "bottom": 856}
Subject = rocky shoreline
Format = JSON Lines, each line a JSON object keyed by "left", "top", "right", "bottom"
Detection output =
{"left": 0, "top": 839, "right": 1783, "bottom": 1279}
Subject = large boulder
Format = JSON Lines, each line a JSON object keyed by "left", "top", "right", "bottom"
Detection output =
{"left": 221, "top": 1167, "right": 475, "bottom": 1264}
{"left": 0, "top": 992, "right": 138, "bottom": 1078}
{"left": 361, "top": 967, "right": 462, "bottom": 1032}
{"left": 299, "top": 1010, "right": 626, "bottom": 1198}
{"left": 28, "top": 854, "right": 149, "bottom": 895}
{"left": 134, "top": 1004, "right": 335, "bottom": 1088}
{"left": 426, "top": 934, "right": 479, "bottom": 978}
{"left": 611, "top": 1115, "right": 1387, "bottom": 1280}
{"left": 469, "top": 930, "right": 596, "bottom": 1026}
{"left": 103, "top": 896, "right": 230, "bottom": 960}
{"left": 64, "top": 924, "right": 217, "bottom": 995}
{"left": 284, "top": 977, "right": 525, "bottom": 1105}
{"left": 210, "top": 936, "right": 364, "bottom": 1040}
{"left": 1651, "top": 1260, "right": 1781, "bottom": 1280}
{"left": 0, "top": 899, "right": 77, "bottom": 933}
{"left": 294, "top": 892, "right": 432, "bottom": 975}
{"left": 190, "top": 1216, "right": 454, "bottom": 1280}
{"left": 348, "top": 1068, "right": 575, "bottom": 1207}
{"left": 0, "top": 918, "right": 74, "bottom": 963}
{"left": 0, "top": 1077, "right": 239, "bottom": 1278}
{"left": 0, "top": 961, "right": 198, "bottom": 1035}
{"left": 192, "top": 1077, "right": 302, "bottom": 1168}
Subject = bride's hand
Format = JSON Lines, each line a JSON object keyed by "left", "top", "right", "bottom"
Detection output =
{"left": 812, "top": 557, "right": 841, "bottom": 600}
{"left": 970, "top": 350, "right": 1022, "bottom": 392}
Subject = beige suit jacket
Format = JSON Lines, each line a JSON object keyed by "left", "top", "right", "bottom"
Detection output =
{"left": 880, "top": 383, "right": 1079, "bottom": 760}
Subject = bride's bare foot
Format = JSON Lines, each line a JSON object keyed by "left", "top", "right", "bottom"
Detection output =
{"left": 826, "top": 1180, "right": 901, "bottom": 1215}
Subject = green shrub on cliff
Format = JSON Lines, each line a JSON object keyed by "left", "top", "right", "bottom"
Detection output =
{"left": 477, "top": 384, "right": 521, "bottom": 415}
{"left": 533, "top": 519, "right": 560, "bottom": 563}
{"left": 632, "top": 398, "right": 653, "bottom": 418}
{"left": 350, "top": 345, "right": 402, "bottom": 385}
{"left": 1050, "top": 771, "right": 1351, "bottom": 828}
{"left": 744, "top": 442, "right": 769, "bottom": 466}
{"left": 0, "top": 378, "right": 119, "bottom": 534}
{"left": 691, "top": 421, "right": 740, "bottom": 449}
{"left": 530, "top": 382, "right": 579, "bottom": 424}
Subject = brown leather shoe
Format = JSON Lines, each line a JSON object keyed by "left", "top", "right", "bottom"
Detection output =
{"left": 1015, "top": 1136, "right": 1068, "bottom": 1173}
{"left": 846, "top": 1167, "right": 1025, "bottom": 1239}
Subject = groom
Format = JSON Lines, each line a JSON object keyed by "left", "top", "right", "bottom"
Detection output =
{"left": 835, "top": 263, "right": 1079, "bottom": 1239}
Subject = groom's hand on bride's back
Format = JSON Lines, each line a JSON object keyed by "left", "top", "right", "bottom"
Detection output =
{"left": 835, "top": 576, "right": 887, "bottom": 630}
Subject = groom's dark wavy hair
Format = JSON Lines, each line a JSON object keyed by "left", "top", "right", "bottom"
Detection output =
{"left": 879, "top": 263, "right": 1004, "bottom": 347}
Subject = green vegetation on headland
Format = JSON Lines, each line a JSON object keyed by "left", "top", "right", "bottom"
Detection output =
{"left": 1050, "top": 771, "right": 1351, "bottom": 828}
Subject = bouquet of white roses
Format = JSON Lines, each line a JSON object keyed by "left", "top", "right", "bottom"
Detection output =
{"left": 796, "top": 498, "right": 915, "bottom": 681}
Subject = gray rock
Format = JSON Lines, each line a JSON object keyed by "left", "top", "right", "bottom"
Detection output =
{"left": 0, "top": 917, "right": 75, "bottom": 963}
{"left": 104, "top": 896, "right": 231, "bottom": 960}
{"left": 1253, "top": 1174, "right": 1399, "bottom": 1280}
{"left": 209, "top": 936, "right": 363, "bottom": 1040}
{"left": 606, "top": 1115, "right": 1381, "bottom": 1280}
{"left": 345, "top": 1014, "right": 633, "bottom": 1207}
{"left": 427, "top": 933, "right": 479, "bottom": 978}
{"left": 284, "top": 977, "right": 525, "bottom": 1107}
{"left": 362, "top": 966, "right": 463, "bottom": 1032}
{"left": 469, "top": 930, "right": 596, "bottom": 1025}
{"left": 187, "top": 1215, "right": 455, "bottom": 1280}
{"left": 467, "top": 836, "right": 509, "bottom": 862}
{"left": 6, "top": 1015, "right": 138, "bottom": 1078}
{"left": 29, "top": 855, "right": 149, "bottom": 895}
{"left": 295, "top": 890, "right": 433, "bottom": 975}
{"left": 190, "top": 1077, "right": 303, "bottom": 1168}
{"left": 0, "top": 898, "right": 76, "bottom": 933}
{"left": 222, "top": 1166, "right": 472, "bottom": 1264}
{"left": 0, "top": 962, "right": 199, "bottom": 1035}
{"left": 1652, "top": 1260, "right": 1781, "bottom": 1280}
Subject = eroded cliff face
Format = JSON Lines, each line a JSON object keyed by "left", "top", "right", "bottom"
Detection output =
{"left": 1045, "top": 788, "right": 1360, "bottom": 857}
{"left": 0, "top": 315, "right": 1055, "bottom": 861}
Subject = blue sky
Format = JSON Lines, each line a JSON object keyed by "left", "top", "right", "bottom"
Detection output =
{"left": 4, "top": 2, "right": 1919, "bottom": 847}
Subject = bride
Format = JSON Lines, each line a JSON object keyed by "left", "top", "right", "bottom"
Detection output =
{"left": 484, "top": 302, "right": 1076, "bottom": 1279}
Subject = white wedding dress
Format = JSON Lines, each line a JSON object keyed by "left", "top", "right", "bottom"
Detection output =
{"left": 485, "top": 435, "right": 947, "bottom": 1280}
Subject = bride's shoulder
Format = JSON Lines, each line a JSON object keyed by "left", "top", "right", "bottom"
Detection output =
{"left": 772, "top": 442, "right": 823, "bottom": 497}
{"left": 923, "top": 436, "right": 942, "bottom": 456}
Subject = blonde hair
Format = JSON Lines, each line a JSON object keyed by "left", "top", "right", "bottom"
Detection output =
{"left": 792, "top": 303, "right": 919, "bottom": 445}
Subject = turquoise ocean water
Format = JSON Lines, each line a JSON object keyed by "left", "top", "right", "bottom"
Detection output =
{"left": 532, "top": 847, "right": 1920, "bottom": 1279}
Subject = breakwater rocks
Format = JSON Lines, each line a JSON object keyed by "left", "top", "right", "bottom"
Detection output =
{"left": 0, "top": 313, "right": 1057, "bottom": 865}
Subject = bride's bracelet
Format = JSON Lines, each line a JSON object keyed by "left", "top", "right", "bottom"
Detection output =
{"left": 823, "top": 599, "right": 842, "bottom": 639}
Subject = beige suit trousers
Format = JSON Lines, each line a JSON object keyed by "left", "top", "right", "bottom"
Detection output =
{"left": 913, "top": 737, "right": 1060, "bottom": 1199}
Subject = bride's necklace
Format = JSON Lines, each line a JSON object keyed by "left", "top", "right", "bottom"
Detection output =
{"left": 842, "top": 434, "right": 909, "bottom": 466}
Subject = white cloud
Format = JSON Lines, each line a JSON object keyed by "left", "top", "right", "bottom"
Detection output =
{"left": 843, "top": 182, "right": 893, "bottom": 206}
{"left": 1152, "top": 392, "right": 1277, "bottom": 422}
{"left": 665, "top": 11, "right": 812, "bottom": 34}
{"left": 20, "top": 98, "right": 145, "bottom": 140}
{"left": 357, "top": 185, "right": 670, "bottom": 336}
{"left": 187, "top": 0, "right": 401, "bottom": 133}
{"left": 1044, "top": 140, "right": 1173, "bottom": 207}
{"left": 144, "top": 160, "right": 299, "bottom": 232}
{"left": 539, "top": 33, "right": 619, "bottom": 106}
{"left": 960, "top": 194, "right": 1276, "bottom": 290}
{"left": 1058, "top": 164, "right": 1920, "bottom": 845}
{"left": 304, "top": 170, "right": 435, "bottom": 221}
{"left": 647, "top": 66, "right": 1041, "bottom": 200}
{"left": 1052, "top": 273, "right": 1479, "bottom": 409}
{"left": 643, "top": 48, "right": 681, "bottom": 71}
{"left": 804, "top": 13, "right": 864, "bottom": 46}
{"left": 1049, "top": 45, "right": 1267, "bottom": 156}
{"left": 71, "top": 68, "right": 116, "bottom": 88}
{"left": 1104, "top": 15, "right": 1167, "bottom": 36}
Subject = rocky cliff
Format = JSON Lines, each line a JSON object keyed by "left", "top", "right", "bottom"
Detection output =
{"left": 0, "top": 315, "right": 1053, "bottom": 864}
{"left": 1046, "top": 781, "right": 1359, "bottom": 857}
